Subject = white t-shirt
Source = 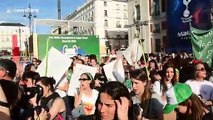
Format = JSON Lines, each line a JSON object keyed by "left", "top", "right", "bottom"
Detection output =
{"left": 81, "top": 89, "right": 99, "bottom": 115}
{"left": 185, "top": 79, "right": 213, "bottom": 100}
{"left": 152, "top": 80, "right": 162, "bottom": 96}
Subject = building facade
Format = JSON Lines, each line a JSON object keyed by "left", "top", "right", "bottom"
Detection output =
{"left": 0, "top": 23, "right": 30, "bottom": 56}
{"left": 61, "top": 0, "right": 129, "bottom": 54}
{"left": 128, "top": 0, "right": 167, "bottom": 53}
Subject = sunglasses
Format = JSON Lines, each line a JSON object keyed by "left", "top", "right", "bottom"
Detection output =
{"left": 196, "top": 68, "right": 205, "bottom": 71}
{"left": 79, "top": 78, "right": 89, "bottom": 81}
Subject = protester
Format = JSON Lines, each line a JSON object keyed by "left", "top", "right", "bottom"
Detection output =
{"left": 93, "top": 73, "right": 107, "bottom": 91}
{"left": 24, "top": 63, "right": 36, "bottom": 73}
{"left": 130, "top": 69, "right": 164, "bottom": 120}
{"left": 185, "top": 61, "right": 213, "bottom": 111}
{"left": 31, "top": 77, "right": 66, "bottom": 120}
{"left": 0, "top": 84, "right": 10, "bottom": 120}
{"left": 0, "top": 59, "right": 22, "bottom": 119}
{"left": 163, "top": 83, "right": 213, "bottom": 120}
{"left": 72, "top": 72, "right": 99, "bottom": 118}
{"left": 161, "top": 62, "right": 178, "bottom": 95}
{"left": 31, "top": 57, "right": 38, "bottom": 69}
{"left": 20, "top": 71, "right": 40, "bottom": 87}
{"left": 149, "top": 70, "right": 163, "bottom": 96}
{"left": 78, "top": 81, "right": 134, "bottom": 120}
{"left": 148, "top": 59, "right": 159, "bottom": 72}
{"left": 15, "top": 71, "right": 41, "bottom": 120}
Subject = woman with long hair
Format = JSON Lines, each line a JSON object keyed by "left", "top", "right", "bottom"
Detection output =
{"left": 72, "top": 72, "right": 99, "bottom": 118}
{"left": 164, "top": 83, "right": 213, "bottom": 120}
{"left": 161, "top": 62, "right": 178, "bottom": 94}
{"left": 78, "top": 81, "right": 134, "bottom": 120}
{"left": 130, "top": 69, "right": 163, "bottom": 120}
{"left": 148, "top": 59, "right": 159, "bottom": 72}
{"left": 185, "top": 61, "right": 213, "bottom": 111}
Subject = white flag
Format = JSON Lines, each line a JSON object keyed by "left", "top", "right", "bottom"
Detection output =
{"left": 122, "top": 38, "right": 143, "bottom": 65}
{"left": 36, "top": 47, "right": 71, "bottom": 85}
{"left": 103, "top": 58, "right": 125, "bottom": 83}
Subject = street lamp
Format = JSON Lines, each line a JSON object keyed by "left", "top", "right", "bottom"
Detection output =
{"left": 23, "top": 4, "right": 37, "bottom": 35}
{"left": 58, "top": 0, "right": 62, "bottom": 34}
{"left": 23, "top": 4, "right": 36, "bottom": 56}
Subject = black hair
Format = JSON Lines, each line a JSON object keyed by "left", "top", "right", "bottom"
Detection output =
{"left": 24, "top": 63, "right": 35, "bottom": 73}
{"left": 95, "top": 81, "right": 134, "bottom": 120}
{"left": 37, "top": 77, "right": 56, "bottom": 92}
{"left": 0, "top": 59, "right": 17, "bottom": 79}
{"left": 22, "top": 71, "right": 40, "bottom": 83}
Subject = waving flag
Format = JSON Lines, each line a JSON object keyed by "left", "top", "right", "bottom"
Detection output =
{"left": 191, "top": 27, "right": 213, "bottom": 68}
{"left": 122, "top": 38, "right": 143, "bottom": 65}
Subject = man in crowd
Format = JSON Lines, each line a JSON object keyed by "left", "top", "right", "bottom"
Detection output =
{"left": 0, "top": 59, "right": 21, "bottom": 119}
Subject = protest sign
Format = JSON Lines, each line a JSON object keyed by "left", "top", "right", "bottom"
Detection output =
{"left": 36, "top": 47, "right": 71, "bottom": 85}
{"left": 103, "top": 58, "right": 125, "bottom": 82}
{"left": 122, "top": 38, "right": 143, "bottom": 65}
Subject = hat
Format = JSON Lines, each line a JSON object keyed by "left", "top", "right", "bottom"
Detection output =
{"left": 192, "top": 60, "right": 202, "bottom": 65}
{"left": 163, "top": 83, "right": 192, "bottom": 114}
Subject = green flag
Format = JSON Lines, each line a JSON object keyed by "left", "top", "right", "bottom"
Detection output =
{"left": 191, "top": 27, "right": 213, "bottom": 68}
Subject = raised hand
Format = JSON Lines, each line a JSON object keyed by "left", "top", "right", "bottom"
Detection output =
{"left": 115, "top": 97, "right": 129, "bottom": 120}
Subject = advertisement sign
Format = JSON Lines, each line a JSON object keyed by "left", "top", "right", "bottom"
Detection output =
{"left": 166, "top": 0, "right": 212, "bottom": 52}
{"left": 36, "top": 34, "right": 100, "bottom": 60}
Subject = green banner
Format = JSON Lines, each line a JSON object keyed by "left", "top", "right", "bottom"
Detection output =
{"left": 37, "top": 34, "right": 100, "bottom": 60}
{"left": 191, "top": 27, "right": 213, "bottom": 68}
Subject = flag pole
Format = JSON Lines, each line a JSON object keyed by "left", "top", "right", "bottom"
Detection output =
{"left": 44, "top": 38, "right": 50, "bottom": 76}
{"left": 139, "top": 24, "right": 150, "bottom": 80}
{"left": 139, "top": 39, "right": 150, "bottom": 80}
{"left": 189, "top": 22, "right": 196, "bottom": 60}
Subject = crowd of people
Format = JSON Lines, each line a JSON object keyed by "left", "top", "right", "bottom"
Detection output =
{"left": 0, "top": 50, "right": 213, "bottom": 120}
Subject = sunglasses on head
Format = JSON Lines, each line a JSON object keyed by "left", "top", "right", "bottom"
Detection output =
{"left": 196, "top": 68, "right": 205, "bottom": 71}
{"left": 79, "top": 78, "right": 89, "bottom": 81}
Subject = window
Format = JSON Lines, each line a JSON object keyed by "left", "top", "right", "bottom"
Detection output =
{"left": 161, "top": 0, "right": 166, "bottom": 12}
{"left": 124, "top": 13, "right": 127, "bottom": 19}
{"left": 116, "top": 4, "right": 120, "bottom": 10}
{"left": 116, "top": 12, "right": 121, "bottom": 19}
{"left": 104, "top": 10, "right": 108, "bottom": 16}
{"left": 153, "top": 24, "right": 160, "bottom": 33}
{"left": 152, "top": 0, "right": 160, "bottom": 16}
{"left": 135, "top": 5, "right": 141, "bottom": 20}
{"left": 124, "top": 21, "right": 128, "bottom": 26}
{"left": 104, "top": 1, "right": 107, "bottom": 6}
{"left": 104, "top": 20, "right": 108, "bottom": 27}
{"left": 123, "top": 5, "right": 127, "bottom": 10}
{"left": 161, "top": 21, "right": 167, "bottom": 30}
{"left": 155, "top": 39, "right": 161, "bottom": 52}
{"left": 116, "top": 21, "right": 121, "bottom": 28}
{"left": 85, "top": 15, "right": 87, "bottom": 21}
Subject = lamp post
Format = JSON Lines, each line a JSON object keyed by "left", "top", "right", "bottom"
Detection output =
{"left": 58, "top": 0, "right": 62, "bottom": 34}
{"left": 23, "top": 4, "right": 36, "bottom": 56}
{"left": 23, "top": 4, "right": 36, "bottom": 35}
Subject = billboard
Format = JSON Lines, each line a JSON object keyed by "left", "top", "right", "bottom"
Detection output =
{"left": 35, "top": 34, "right": 100, "bottom": 60}
{"left": 166, "top": 0, "right": 212, "bottom": 52}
